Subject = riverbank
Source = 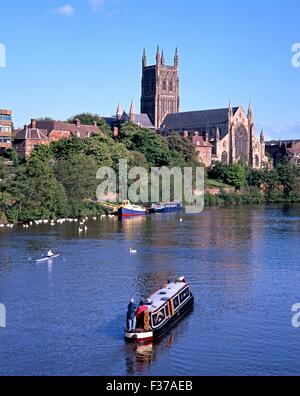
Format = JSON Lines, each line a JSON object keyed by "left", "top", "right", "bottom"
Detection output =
{"left": 205, "top": 188, "right": 300, "bottom": 207}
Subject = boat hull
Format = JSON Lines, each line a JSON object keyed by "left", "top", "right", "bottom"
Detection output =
{"left": 125, "top": 295, "right": 194, "bottom": 343}
{"left": 119, "top": 208, "right": 147, "bottom": 217}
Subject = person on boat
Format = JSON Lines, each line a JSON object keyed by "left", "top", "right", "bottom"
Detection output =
{"left": 47, "top": 250, "right": 55, "bottom": 258}
{"left": 136, "top": 300, "right": 148, "bottom": 329}
{"left": 127, "top": 298, "right": 137, "bottom": 332}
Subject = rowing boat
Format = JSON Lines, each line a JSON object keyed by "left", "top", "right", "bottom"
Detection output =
{"left": 36, "top": 255, "right": 60, "bottom": 263}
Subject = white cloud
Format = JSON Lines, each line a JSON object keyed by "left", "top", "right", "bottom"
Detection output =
{"left": 89, "top": 0, "right": 105, "bottom": 12}
{"left": 52, "top": 4, "right": 75, "bottom": 17}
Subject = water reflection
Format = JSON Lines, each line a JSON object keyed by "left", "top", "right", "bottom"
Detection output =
{"left": 125, "top": 334, "right": 175, "bottom": 374}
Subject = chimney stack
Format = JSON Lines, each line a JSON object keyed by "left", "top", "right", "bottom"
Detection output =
{"left": 74, "top": 118, "right": 81, "bottom": 127}
{"left": 31, "top": 118, "right": 37, "bottom": 129}
{"left": 114, "top": 127, "right": 119, "bottom": 139}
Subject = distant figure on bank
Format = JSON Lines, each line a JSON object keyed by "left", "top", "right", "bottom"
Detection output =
{"left": 47, "top": 250, "right": 55, "bottom": 258}
{"left": 127, "top": 298, "right": 137, "bottom": 332}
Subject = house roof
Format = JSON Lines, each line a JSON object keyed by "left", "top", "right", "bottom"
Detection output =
{"left": 35, "top": 120, "right": 100, "bottom": 137}
{"left": 192, "top": 135, "right": 213, "bottom": 148}
{"left": 161, "top": 107, "right": 239, "bottom": 131}
{"left": 14, "top": 128, "right": 48, "bottom": 141}
{"left": 134, "top": 114, "right": 155, "bottom": 129}
{"left": 14, "top": 120, "right": 101, "bottom": 141}
{"left": 104, "top": 113, "right": 154, "bottom": 129}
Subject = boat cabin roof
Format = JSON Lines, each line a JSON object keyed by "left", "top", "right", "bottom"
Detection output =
{"left": 147, "top": 281, "right": 188, "bottom": 313}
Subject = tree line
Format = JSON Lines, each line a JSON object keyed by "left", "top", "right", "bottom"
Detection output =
{"left": 0, "top": 113, "right": 299, "bottom": 223}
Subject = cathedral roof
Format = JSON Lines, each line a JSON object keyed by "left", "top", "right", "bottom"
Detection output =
{"left": 160, "top": 107, "right": 239, "bottom": 130}
{"left": 134, "top": 114, "right": 155, "bottom": 129}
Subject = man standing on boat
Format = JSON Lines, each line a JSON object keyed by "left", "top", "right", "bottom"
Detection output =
{"left": 127, "top": 299, "right": 137, "bottom": 332}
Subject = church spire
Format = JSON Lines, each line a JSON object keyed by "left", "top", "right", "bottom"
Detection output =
{"left": 142, "top": 48, "right": 147, "bottom": 68}
{"left": 161, "top": 50, "right": 165, "bottom": 65}
{"left": 248, "top": 100, "right": 253, "bottom": 119}
{"left": 260, "top": 129, "right": 265, "bottom": 144}
{"left": 156, "top": 45, "right": 161, "bottom": 64}
{"left": 116, "top": 100, "right": 122, "bottom": 121}
{"left": 174, "top": 47, "right": 179, "bottom": 68}
{"left": 228, "top": 99, "right": 233, "bottom": 118}
{"left": 129, "top": 100, "right": 135, "bottom": 122}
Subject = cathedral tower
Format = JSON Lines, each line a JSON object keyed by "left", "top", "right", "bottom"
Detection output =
{"left": 141, "top": 47, "right": 180, "bottom": 129}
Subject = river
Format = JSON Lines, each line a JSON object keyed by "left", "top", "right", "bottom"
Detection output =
{"left": 0, "top": 205, "right": 300, "bottom": 376}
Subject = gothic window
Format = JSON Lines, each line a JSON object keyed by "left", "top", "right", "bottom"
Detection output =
{"left": 255, "top": 155, "right": 260, "bottom": 168}
{"left": 221, "top": 151, "right": 228, "bottom": 164}
{"left": 235, "top": 124, "right": 249, "bottom": 161}
{"left": 169, "top": 80, "right": 173, "bottom": 92}
{"left": 163, "top": 80, "right": 167, "bottom": 91}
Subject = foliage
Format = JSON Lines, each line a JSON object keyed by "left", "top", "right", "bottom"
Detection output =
{"left": 118, "top": 122, "right": 171, "bottom": 167}
{"left": 166, "top": 134, "right": 199, "bottom": 167}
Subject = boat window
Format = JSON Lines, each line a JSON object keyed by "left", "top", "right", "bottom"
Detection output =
{"left": 152, "top": 308, "right": 166, "bottom": 327}
{"left": 165, "top": 304, "right": 170, "bottom": 318}
{"left": 173, "top": 296, "right": 180, "bottom": 309}
{"left": 179, "top": 288, "right": 190, "bottom": 304}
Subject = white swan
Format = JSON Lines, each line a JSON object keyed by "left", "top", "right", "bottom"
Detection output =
{"left": 130, "top": 248, "right": 138, "bottom": 254}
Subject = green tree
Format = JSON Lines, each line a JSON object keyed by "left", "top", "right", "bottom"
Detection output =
{"left": 119, "top": 122, "right": 171, "bottom": 167}
{"left": 275, "top": 160, "right": 298, "bottom": 196}
{"left": 54, "top": 155, "right": 98, "bottom": 216}
{"left": 18, "top": 158, "right": 70, "bottom": 221}
{"left": 225, "top": 163, "right": 246, "bottom": 189}
{"left": 166, "top": 134, "right": 199, "bottom": 166}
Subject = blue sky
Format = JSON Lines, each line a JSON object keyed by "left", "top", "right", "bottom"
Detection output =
{"left": 1, "top": 0, "right": 300, "bottom": 140}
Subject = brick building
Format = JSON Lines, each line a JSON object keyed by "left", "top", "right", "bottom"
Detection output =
{"left": 188, "top": 132, "right": 213, "bottom": 167}
{"left": 266, "top": 139, "right": 300, "bottom": 167}
{"left": 14, "top": 118, "right": 101, "bottom": 158}
{"left": 0, "top": 109, "right": 13, "bottom": 151}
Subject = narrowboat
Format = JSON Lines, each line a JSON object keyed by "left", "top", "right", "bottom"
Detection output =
{"left": 150, "top": 202, "right": 183, "bottom": 213}
{"left": 118, "top": 200, "right": 147, "bottom": 217}
{"left": 125, "top": 277, "right": 194, "bottom": 342}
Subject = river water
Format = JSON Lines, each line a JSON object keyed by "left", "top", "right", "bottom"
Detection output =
{"left": 0, "top": 205, "right": 300, "bottom": 376}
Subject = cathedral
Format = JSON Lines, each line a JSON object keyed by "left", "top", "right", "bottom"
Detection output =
{"left": 107, "top": 47, "right": 268, "bottom": 169}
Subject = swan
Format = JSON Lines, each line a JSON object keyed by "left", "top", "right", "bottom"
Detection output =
{"left": 130, "top": 248, "right": 138, "bottom": 254}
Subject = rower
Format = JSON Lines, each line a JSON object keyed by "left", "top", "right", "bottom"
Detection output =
{"left": 47, "top": 250, "right": 55, "bottom": 258}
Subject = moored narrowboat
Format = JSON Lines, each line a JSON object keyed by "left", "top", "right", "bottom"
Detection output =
{"left": 150, "top": 202, "right": 183, "bottom": 214}
{"left": 125, "top": 277, "right": 194, "bottom": 342}
{"left": 118, "top": 200, "right": 147, "bottom": 217}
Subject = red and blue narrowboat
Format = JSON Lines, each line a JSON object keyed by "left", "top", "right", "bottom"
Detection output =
{"left": 118, "top": 201, "right": 147, "bottom": 217}
{"left": 125, "top": 277, "right": 194, "bottom": 342}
